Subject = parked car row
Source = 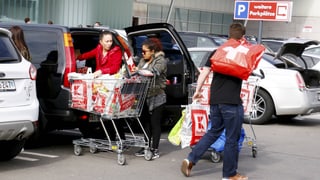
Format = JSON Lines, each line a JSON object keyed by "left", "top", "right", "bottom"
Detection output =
{"left": 2, "top": 20, "right": 320, "bottom": 161}
{"left": 0, "top": 22, "right": 199, "bottom": 157}
{"left": 187, "top": 37, "right": 320, "bottom": 125}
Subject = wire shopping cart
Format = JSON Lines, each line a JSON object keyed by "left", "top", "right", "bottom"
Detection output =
{"left": 187, "top": 70, "right": 264, "bottom": 163}
{"left": 69, "top": 73, "right": 154, "bottom": 165}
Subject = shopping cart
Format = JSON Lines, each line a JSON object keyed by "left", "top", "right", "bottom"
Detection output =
{"left": 68, "top": 72, "right": 154, "bottom": 165}
{"left": 187, "top": 70, "right": 264, "bottom": 163}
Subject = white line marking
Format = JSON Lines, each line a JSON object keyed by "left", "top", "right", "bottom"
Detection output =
{"left": 21, "top": 151, "right": 59, "bottom": 158}
{"left": 14, "top": 156, "right": 38, "bottom": 161}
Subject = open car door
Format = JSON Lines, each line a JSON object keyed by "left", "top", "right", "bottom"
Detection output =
{"left": 125, "top": 23, "right": 198, "bottom": 124}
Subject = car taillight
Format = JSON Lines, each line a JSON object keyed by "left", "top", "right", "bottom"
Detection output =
{"left": 29, "top": 64, "right": 37, "bottom": 80}
{"left": 295, "top": 73, "right": 306, "bottom": 91}
{"left": 63, "top": 33, "right": 76, "bottom": 88}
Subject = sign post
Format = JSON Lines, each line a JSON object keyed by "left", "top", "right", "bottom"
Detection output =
{"left": 234, "top": 1, "right": 293, "bottom": 43}
{"left": 234, "top": 1, "right": 293, "bottom": 22}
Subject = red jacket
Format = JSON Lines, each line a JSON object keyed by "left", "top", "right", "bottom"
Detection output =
{"left": 77, "top": 44, "right": 122, "bottom": 75}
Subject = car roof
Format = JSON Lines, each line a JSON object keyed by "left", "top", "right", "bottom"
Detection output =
{"left": 0, "top": 22, "right": 69, "bottom": 31}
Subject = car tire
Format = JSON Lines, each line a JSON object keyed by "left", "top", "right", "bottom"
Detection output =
{"left": 245, "top": 89, "right": 274, "bottom": 125}
{"left": 25, "top": 108, "right": 48, "bottom": 148}
{"left": 0, "top": 140, "right": 26, "bottom": 161}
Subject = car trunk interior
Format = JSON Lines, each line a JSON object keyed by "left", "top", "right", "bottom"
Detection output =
{"left": 298, "top": 69, "right": 320, "bottom": 88}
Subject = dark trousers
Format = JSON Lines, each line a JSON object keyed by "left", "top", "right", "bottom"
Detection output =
{"left": 140, "top": 103, "right": 164, "bottom": 150}
{"left": 188, "top": 104, "right": 244, "bottom": 178}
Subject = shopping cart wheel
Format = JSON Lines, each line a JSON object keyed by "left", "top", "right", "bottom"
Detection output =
{"left": 89, "top": 147, "right": 98, "bottom": 154}
{"left": 74, "top": 145, "right": 82, "bottom": 156}
{"left": 252, "top": 148, "right": 257, "bottom": 158}
{"left": 144, "top": 150, "right": 153, "bottom": 161}
{"left": 117, "top": 153, "right": 126, "bottom": 165}
{"left": 210, "top": 151, "right": 221, "bottom": 163}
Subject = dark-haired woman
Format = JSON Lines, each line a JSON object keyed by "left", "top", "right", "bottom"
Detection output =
{"left": 9, "top": 26, "right": 31, "bottom": 61}
{"left": 134, "top": 38, "right": 167, "bottom": 159}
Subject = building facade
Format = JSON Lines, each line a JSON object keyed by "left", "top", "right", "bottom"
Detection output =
{"left": 1, "top": 0, "right": 320, "bottom": 40}
{"left": 133, "top": 0, "right": 320, "bottom": 40}
{"left": 0, "top": 0, "right": 134, "bottom": 29}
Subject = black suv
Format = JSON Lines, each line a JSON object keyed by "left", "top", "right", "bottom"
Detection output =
{"left": 0, "top": 22, "right": 198, "bottom": 140}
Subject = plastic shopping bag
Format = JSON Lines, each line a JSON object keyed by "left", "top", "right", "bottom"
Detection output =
{"left": 180, "top": 103, "right": 209, "bottom": 149}
{"left": 68, "top": 72, "right": 95, "bottom": 111}
{"left": 168, "top": 109, "right": 185, "bottom": 146}
{"left": 207, "top": 120, "right": 246, "bottom": 152}
{"left": 210, "top": 38, "right": 265, "bottom": 80}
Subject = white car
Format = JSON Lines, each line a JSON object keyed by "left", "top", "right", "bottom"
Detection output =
{"left": 188, "top": 39, "right": 320, "bottom": 125}
{"left": 0, "top": 28, "right": 39, "bottom": 160}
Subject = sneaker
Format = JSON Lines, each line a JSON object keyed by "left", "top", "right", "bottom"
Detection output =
{"left": 222, "top": 173, "right": 248, "bottom": 180}
{"left": 152, "top": 149, "right": 160, "bottom": 159}
{"left": 181, "top": 159, "right": 193, "bottom": 177}
{"left": 134, "top": 148, "right": 145, "bottom": 157}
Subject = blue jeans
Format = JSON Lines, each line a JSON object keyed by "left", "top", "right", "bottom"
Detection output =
{"left": 187, "top": 104, "right": 244, "bottom": 178}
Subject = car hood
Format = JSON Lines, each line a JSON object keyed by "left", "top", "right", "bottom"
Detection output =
{"left": 276, "top": 38, "right": 319, "bottom": 58}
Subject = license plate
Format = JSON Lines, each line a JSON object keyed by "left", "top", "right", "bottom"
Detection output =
{"left": 0, "top": 80, "right": 16, "bottom": 91}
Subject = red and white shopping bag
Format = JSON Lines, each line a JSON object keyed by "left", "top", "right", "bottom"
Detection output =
{"left": 92, "top": 79, "right": 136, "bottom": 115}
{"left": 180, "top": 103, "right": 209, "bottom": 149}
{"left": 70, "top": 79, "right": 93, "bottom": 111}
{"left": 210, "top": 38, "right": 265, "bottom": 80}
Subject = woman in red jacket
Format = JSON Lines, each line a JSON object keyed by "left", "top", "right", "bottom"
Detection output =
{"left": 77, "top": 31, "right": 122, "bottom": 78}
{"left": 77, "top": 30, "right": 125, "bottom": 141}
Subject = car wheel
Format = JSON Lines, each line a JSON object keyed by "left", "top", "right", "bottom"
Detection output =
{"left": 245, "top": 89, "right": 274, "bottom": 125}
{"left": 0, "top": 140, "right": 26, "bottom": 161}
{"left": 25, "top": 108, "right": 48, "bottom": 148}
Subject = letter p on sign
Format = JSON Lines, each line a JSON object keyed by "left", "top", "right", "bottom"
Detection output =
{"left": 238, "top": 4, "right": 246, "bottom": 16}
{"left": 234, "top": 1, "right": 249, "bottom": 19}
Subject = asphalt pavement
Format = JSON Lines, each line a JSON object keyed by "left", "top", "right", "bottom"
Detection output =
{"left": 0, "top": 114, "right": 320, "bottom": 180}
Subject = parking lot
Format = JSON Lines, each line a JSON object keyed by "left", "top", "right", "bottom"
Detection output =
{"left": 0, "top": 114, "right": 319, "bottom": 180}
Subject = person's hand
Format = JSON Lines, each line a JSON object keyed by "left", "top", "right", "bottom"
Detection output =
{"left": 74, "top": 49, "right": 81, "bottom": 59}
{"left": 192, "top": 90, "right": 202, "bottom": 102}
{"left": 93, "top": 70, "right": 102, "bottom": 78}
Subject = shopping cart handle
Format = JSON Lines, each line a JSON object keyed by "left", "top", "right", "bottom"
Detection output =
{"left": 251, "top": 69, "right": 265, "bottom": 79}
{"left": 137, "top": 70, "right": 154, "bottom": 77}
{"left": 129, "top": 69, "right": 154, "bottom": 77}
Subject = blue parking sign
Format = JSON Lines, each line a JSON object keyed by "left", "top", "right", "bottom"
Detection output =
{"left": 234, "top": 1, "right": 249, "bottom": 19}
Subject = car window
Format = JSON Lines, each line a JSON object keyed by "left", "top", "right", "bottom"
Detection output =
{"left": 24, "top": 30, "right": 59, "bottom": 68}
{"left": 189, "top": 51, "right": 211, "bottom": 67}
{"left": 178, "top": 34, "right": 196, "bottom": 48}
{"left": 131, "top": 32, "right": 182, "bottom": 62}
{"left": 302, "top": 55, "right": 320, "bottom": 68}
{"left": 304, "top": 46, "right": 320, "bottom": 56}
{"left": 261, "top": 41, "right": 283, "bottom": 52}
{"left": 197, "top": 36, "right": 217, "bottom": 47}
{"left": 0, "top": 34, "right": 20, "bottom": 62}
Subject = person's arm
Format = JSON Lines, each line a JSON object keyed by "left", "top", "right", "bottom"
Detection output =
{"left": 193, "top": 67, "right": 211, "bottom": 101}
{"left": 77, "top": 46, "right": 98, "bottom": 60}
{"left": 151, "top": 56, "right": 166, "bottom": 76}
